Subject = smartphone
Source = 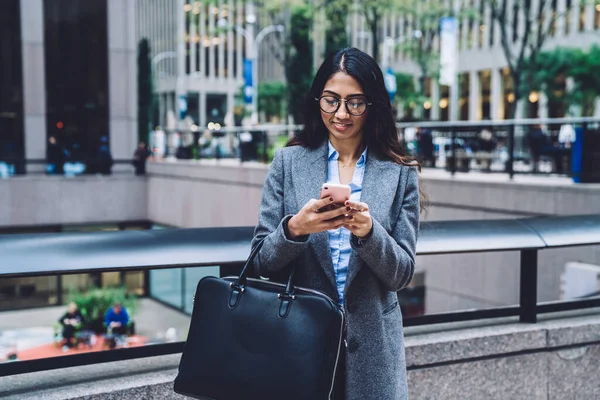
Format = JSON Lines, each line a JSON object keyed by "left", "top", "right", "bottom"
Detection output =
{"left": 320, "top": 183, "right": 351, "bottom": 206}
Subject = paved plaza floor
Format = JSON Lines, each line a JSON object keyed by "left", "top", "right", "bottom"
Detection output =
{"left": 0, "top": 298, "right": 191, "bottom": 360}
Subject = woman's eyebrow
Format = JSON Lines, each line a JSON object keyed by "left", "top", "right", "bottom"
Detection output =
{"left": 322, "top": 90, "right": 365, "bottom": 98}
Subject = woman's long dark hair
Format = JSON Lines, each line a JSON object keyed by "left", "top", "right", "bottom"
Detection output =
{"left": 288, "top": 47, "right": 427, "bottom": 212}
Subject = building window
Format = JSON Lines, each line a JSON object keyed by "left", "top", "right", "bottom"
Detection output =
{"left": 43, "top": 0, "right": 109, "bottom": 170}
{"left": 0, "top": 0, "right": 24, "bottom": 175}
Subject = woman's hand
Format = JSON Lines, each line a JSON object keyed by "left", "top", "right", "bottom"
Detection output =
{"left": 343, "top": 200, "right": 373, "bottom": 239}
{"left": 287, "top": 197, "right": 348, "bottom": 239}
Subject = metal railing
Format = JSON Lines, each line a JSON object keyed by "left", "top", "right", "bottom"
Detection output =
{"left": 397, "top": 117, "right": 600, "bottom": 180}
{"left": 1, "top": 215, "right": 600, "bottom": 376}
{"left": 153, "top": 117, "right": 600, "bottom": 181}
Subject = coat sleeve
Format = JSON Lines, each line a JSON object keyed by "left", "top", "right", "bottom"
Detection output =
{"left": 350, "top": 166, "right": 420, "bottom": 291}
{"left": 251, "top": 149, "right": 310, "bottom": 277}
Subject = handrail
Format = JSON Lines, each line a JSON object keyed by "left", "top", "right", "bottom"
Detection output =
{"left": 2, "top": 215, "right": 598, "bottom": 277}
{"left": 1, "top": 214, "right": 599, "bottom": 377}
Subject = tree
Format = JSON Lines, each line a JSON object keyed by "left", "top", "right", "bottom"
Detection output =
{"left": 258, "top": 81, "right": 286, "bottom": 122}
{"left": 394, "top": 72, "right": 423, "bottom": 118}
{"left": 569, "top": 45, "right": 600, "bottom": 116}
{"left": 287, "top": 4, "right": 313, "bottom": 124}
{"left": 137, "top": 38, "right": 154, "bottom": 144}
{"left": 324, "top": 0, "right": 349, "bottom": 58}
{"left": 527, "top": 45, "right": 600, "bottom": 117}
{"left": 487, "top": 0, "right": 600, "bottom": 118}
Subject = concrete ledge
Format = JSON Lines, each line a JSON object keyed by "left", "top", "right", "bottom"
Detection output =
{"left": 0, "top": 354, "right": 181, "bottom": 400}
{"left": 2, "top": 311, "right": 600, "bottom": 399}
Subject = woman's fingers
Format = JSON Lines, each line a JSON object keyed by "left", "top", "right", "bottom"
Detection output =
{"left": 344, "top": 200, "right": 369, "bottom": 212}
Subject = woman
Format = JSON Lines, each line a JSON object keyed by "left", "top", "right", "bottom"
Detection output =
{"left": 252, "top": 47, "right": 422, "bottom": 400}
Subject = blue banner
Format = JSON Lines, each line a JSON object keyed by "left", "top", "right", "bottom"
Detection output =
{"left": 243, "top": 59, "right": 253, "bottom": 104}
{"left": 384, "top": 67, "right": 397, "bottom": 103}
{"left": 178, "top": 95, "right": 187, "bottom": 120}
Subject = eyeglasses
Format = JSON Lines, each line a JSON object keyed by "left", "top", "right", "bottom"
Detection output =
{"left": 315, "top": 95, "right": 371, "bottom": 116}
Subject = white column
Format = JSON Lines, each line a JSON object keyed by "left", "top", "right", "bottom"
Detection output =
{"left": 389, "top": 12, "right": 397, "bottom": 66}
{"left": 397, "top": 15, "right": 405, "bottom": 61}
{"left": 469, "top": 70, "right": 481, "bottom": 121}
{"left": 482, "top": 1, "right": 491, "bottom": 49}
{"left": 461, "top": 4, "right": 470, "bottom": 50}
{"left": 158, "top": 94, "right": 166, "bottom": 128}
{"left": 490, "top": 68, "right": 502, "bottom": 120}
{"left": 190, "top": 13, "right": 197, "bottom": 75}
{"left": 569, "top": 0, "right": 581, "bottom": 35}
{"left": 493, "top": 3, "right": 501, "bottom": 48}
{"left": 556, "top": 0, "right": 567, "bottom": 36}
{"left": 227, "top": 0, "right": 234, "bottom": 79}
{"left": 431, "top": 80, "right": 440, "bottom": 120}
{"left": 225, "top": 91, "right": 235, "bottom": 126}
{"left": 176, "top": 0, "right": 187, "bottom": 129}
{"left": 199, "top": 3, "right": 206, "bottom": 77}
{"left": 472, "top": 0, "right": 481, "bottom": 48}
{"left": 199, "top": 91, "right": 207, "bottom": 127}
{"left": 20, "top": 0, "right": 47, "bottom": 163}
{"left": 235, "top": 0, "right": 243, "bottom": 79}
{"left": 538, "top": 92, "right": 549, "bottom": 119}
{"left": 450, "top": 80, "right": 460, "bottom": 121}
{"left": 585, "top": 2, "right": 595, "bottom": 31}
{"left": 217, "top": 0, "right": 225, "bottom": 79}
{"left": 351, "top": 2, "right": 359, "bottom": 48}
{"left": 108, "top": 0, "right": 138, "bottom": 160}
{"left": 594, "top": 98, "right": 600, "bottom": 118}
{"left": 515, "top": 99, "right": 525, "bottom": 119}
{"left": 208, "top": 2, "right": 215, "bottom": 79}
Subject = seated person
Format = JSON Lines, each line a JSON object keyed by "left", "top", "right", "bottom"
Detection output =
{"left": 104, "top": 302, "right": 130, "bottom": 335}
{"left": 58, "top": 302, "right": 85, "bottom": 349}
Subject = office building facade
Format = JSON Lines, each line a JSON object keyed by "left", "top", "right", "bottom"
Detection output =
{"left": 0, "top": 0, "right": 138, "bottom": 173}
{"left": 344, "top": 0, "right": 600, "bottom": 121}
{"left": 136, "top": 0, "right": 285, "bottom": 130}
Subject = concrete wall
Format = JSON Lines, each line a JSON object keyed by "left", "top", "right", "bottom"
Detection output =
{"left": 2, "top": 311, "right": 599, "bottom": 399}
{"left": 0, "top": 176, "right": 147, "bottom": 227}
{"left": 146, "top": 161, "right": 600, "bottom": 313}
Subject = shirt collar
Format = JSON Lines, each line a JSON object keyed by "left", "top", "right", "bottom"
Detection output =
{"left": 328, "top": 141, "right": 368, "bottom": 166}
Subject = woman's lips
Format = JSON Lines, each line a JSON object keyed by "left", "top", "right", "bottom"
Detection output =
{"left": 333, "top": 122, "right": 351, "bottom": 131}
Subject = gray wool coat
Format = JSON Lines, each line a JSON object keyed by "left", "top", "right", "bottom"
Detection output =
{"left": 251, "top": 141, "right": 420, "bottom": 400}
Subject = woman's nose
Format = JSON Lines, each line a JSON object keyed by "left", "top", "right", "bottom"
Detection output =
{"left": 335, "top": 102, "right": 349, "bottom": 119}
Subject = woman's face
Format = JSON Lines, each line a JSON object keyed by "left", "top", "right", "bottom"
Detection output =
{"left": 319, "top": 72, "right": 368, "bottom": 143}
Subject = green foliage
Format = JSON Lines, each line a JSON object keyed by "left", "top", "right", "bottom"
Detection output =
{"left": 67, "top": 286, "right": 138, "bottom": 323}
{"left": 137, "top": 38, "right": 154, "bottom": 144}
{"left": 258, "top": 134, "right": 289, "bottom": 163}
{"left": 287, "top": 4, "right": 314, "bottom": 124}
{"left": 394, "top": 73, "right": 427, "bottom": 114}
{"left": 524, "top": 45, "right": 600, "bottom": 117}
{"left": 324, "top": 0, "right": 349, "bottom": 58}
{"left": 258, "top": 81, "right": 287, "bottom": 121}
{"left": 569, "top": 45, "right": 600, "bottom": 116}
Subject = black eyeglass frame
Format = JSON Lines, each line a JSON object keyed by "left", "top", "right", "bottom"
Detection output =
{"left": 314, "top": 95, "right": 373, "bottom": 116}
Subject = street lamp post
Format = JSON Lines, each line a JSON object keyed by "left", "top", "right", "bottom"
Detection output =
{"left": 218, "top": 19, "right": 284, "bottom": 124}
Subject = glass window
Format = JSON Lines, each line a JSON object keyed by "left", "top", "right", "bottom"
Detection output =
{"left": 0, "top": 0, "right": 24, "bottom": 175}
{"left": 43, "top": 0, "right": 109, "bottom": 171}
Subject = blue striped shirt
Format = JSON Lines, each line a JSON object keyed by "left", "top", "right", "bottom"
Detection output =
{"left": 327, "top": 141, "right": 368, "bottom": 305}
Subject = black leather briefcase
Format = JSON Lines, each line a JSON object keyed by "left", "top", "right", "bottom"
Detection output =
{"left": 174, "top": 240, "right": 345, "bottom": 400}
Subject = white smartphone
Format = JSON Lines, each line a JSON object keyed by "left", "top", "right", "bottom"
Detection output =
{"left": 320, "top": 183, "right": 351, "bottom": 205}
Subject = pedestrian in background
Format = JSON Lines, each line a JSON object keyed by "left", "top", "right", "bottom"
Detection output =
{"left": 132, "top": 141, "right": 153, "bottom": 175}
{"left": 46, "top": 136, "right": 65, "bottom": 175}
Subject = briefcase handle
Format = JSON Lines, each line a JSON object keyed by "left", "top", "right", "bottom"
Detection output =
{"left": 229, "top": 237, "right": 298, "bottom": 317}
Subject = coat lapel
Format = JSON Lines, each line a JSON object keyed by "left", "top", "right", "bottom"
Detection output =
{"left": 344, "top": 153, "right": 401, "bottom": 294}
{"left": 291, "top": 142, "right": 337, "bottom": 291}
